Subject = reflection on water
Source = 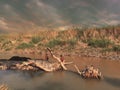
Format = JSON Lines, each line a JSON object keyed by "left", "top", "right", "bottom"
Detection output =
{"left": 104, "top": 76, "right": 120, "bottom": 88}
{"left": 0, "top": 70, "right": 120, "bottom": 90}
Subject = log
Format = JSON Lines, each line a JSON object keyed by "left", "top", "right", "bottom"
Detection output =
{"left": 74, "top": 65, "right": 81, "bottom": 75}
{"left": 28, "top": 60, "right": 61, "bottom": 72}
{"left": 47, "top": 48, "right": 68, "bottom": 70}
{"left": 64, "top": 62, "right": 73, "bottom": 65}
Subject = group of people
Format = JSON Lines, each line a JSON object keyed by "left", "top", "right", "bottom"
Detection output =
{"left": 82, "top": 65, "right": 101, "bottom": 79}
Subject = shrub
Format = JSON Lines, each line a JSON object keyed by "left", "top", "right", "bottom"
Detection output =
{"left": 101, "top": 48, "right": 112, "bottom": 53}
{"left": 67, "top": 39, "right": 77, "bottom": 47}
{"left": 87, "top": 39, "right": 112, "bottom": 48}
{"left": 16, "top": 43, "right": 34, "bottom": 49}
{"left": 5, "top": 47, "right": 12, "bottom": 51}
{"left": 112, "top": 45, "right": 120, "bottom": 52}
{"left": 46, "top": 39, "right": 65, "bottom": 48}
{"left": 31, "top": 36, "right": 42, "bottom": 44}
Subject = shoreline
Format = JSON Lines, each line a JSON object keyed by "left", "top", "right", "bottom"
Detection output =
{"left": 0, "top": 47, "right": 120, "bottom": 61}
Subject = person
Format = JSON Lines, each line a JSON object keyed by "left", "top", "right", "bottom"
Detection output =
{"left": 44, "top": 52, "right": 49, "bottom": 61}
{"left": 89, "top": 65, "right": 94, "bottom": 76}
{"left": 47, "top": 47, "right": 67, "bottom": 70}
{"left": 92, "top": 68, "right": 100, "bottom": 79}
{"left": 85, "top": 65, "right": 89, "bottom": 72}
{"left": 60, "top": 55, "right": 64, "bottom": 62}
{"left": 83, "top": 65, "right": 90, "bottom": 78}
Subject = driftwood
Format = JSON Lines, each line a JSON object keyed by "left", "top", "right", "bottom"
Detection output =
{"left": 0, "top": 48, "right": 103, "bottom": 80}
{"left": 74, "top": 65, "right": 81, "bottom": 75}
{"left": 0, "top": 60, "right": 60, "bottom": 71}
{"left": 74, "top": 65, "right": 103, "bottom": 80}
{"left": 47, "top": 48, "right": 69, "bottom": 70}
{"left": 28, "top": 60, "right": 61, "bottom": 72}
{"left": 0, "top": 59, "right": 73, "bottom": 72}
{"left": 0, "top": 47, "right": 73, "bottom": 72}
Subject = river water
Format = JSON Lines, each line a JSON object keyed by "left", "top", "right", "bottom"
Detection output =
{"left": 0, "top": 56, "right": 120, "bottom": 90}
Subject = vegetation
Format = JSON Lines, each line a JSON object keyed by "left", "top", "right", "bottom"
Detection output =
{"left": 46, "top": 39, "right": 66, "bottom": 48}
{"left": 30, "top": 36, "right": 42, "bottom": 44}
{"left": 101, "top": 48, "right": 112, "bottom": 53}
{"left": 67, "top": 38, "right": 77, "bottom": 47}
{"left": 112, "top": 45, "right": 120, "bottom": 52}
{"left": 87, "top": 38, "right": 112, "bottom": 48}
{"left": 16, "top": 42, "right": 34, "bottom": 49}
{"left": 0, "top": 25, "right": 119, "bottom": 52}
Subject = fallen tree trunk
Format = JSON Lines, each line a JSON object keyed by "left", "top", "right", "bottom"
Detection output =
{"left": 28, "top": 60, "right": 61, "bottom": 72}
{"left": 0, "top": 59, "right": 73, "bottom": 72}
{"left": 47, "top": 48, "right": 68, "bottom": 70}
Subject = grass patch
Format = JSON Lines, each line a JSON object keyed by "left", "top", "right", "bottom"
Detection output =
{"left": 87, "top": 38, "right": 112, "bottom": 48}
{"left": 101, "top": 48, "right": 112, "bottom": 53}
{"left": 67, "top": 38, "right": 77, "bottom": 48}
{"left": 46, "top": 39, "right": 65, "bottom": 48}
{"left": 16, "top": 42, "right": 34, "bottom": 49}
{"left": 5, "top": 47, "right": 12, "bottom": 51}
{"left": 30, "top": 36, "right": 42, "bottom": 44}
{"left": 112, "top": 45, "right": 120, "bottom": 52}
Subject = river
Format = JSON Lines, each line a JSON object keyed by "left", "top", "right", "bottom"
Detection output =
{"left": 0, "top": 56, "right": 120, "bottom": 90}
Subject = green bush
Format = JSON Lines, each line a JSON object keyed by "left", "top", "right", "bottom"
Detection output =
{"left": 31, "top": 36, "right": 42, "bottom": 44}
{"left": 112, "top": 45, "right": 120, "bottom": 52}
{"left": 101, "top": 48, "right": 112, "bottom": 53}
{"left": 5, "top": 47, "right": 12, "bottom": 51}
{"left": 87, "top": 39, "right": 112, "bottom": 48}
{"left": 16, "top": 43, "right": 34, "bottom": 49}
{"left": 67, "top": 39, "right": 77, "bottom": 47}
{"left": 46, "top": 39, "right": 65, "bottom": 48}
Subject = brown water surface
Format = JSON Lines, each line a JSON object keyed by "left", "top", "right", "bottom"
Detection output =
{"left": 0, "top": 53, "right": 120, "bottom": 90}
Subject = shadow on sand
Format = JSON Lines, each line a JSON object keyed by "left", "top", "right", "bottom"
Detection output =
{"left": 104, "top": 76, "right": 120, "bottom": 88}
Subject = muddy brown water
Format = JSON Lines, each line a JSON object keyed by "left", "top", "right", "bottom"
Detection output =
{"left": 0, "top": 53, "right": 120, "bottom": 90}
